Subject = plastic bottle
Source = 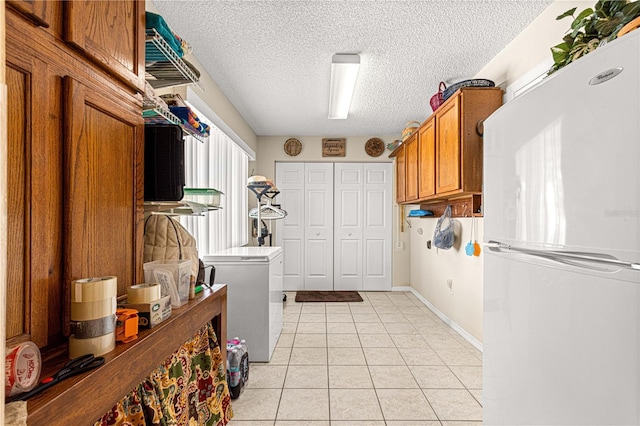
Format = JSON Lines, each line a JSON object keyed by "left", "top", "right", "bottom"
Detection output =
{"left": 240, "top": 339, "right": 249, "bottom": 384}
{"left": 228, "top": 349, "right": 242, "bottom": 399}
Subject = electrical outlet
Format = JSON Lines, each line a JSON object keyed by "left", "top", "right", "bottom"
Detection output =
{"left": 447, "top": 279, "right": 454, "bottom": 295}
{"left": 395, "top": 241, "right": 405, "bottom": 251}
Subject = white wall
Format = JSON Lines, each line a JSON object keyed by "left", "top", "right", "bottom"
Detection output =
{"left": 255, "top": 135, "right": 411, "bottom": 286}
{"left": 409, "top": 0, "right": 592, "bottom": 344}
{"left": 411, "top": 217, "right": 484, "bottom": 341}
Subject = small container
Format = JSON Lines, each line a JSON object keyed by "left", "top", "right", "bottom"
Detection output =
{"left": 182, "top": 188, "right": 223, "bottom": 207}
{"left": 143, "top": 260, "right": 191, "bottom": 308}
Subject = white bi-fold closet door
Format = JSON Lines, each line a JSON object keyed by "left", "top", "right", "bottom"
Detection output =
{"left": 275, "top": 162, "right": 392, "bottom": 292}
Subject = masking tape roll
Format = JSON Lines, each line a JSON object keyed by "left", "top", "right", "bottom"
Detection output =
{"left": 71, "top": 276, "right": 117, "bottom": 303}
{"left": 69, "top": 332, "right": 116, "bottom": 359}
{"left": 127, "top": 283, "right": 162, "bottom": 304}
{"left": 5, "top": 341, "right": 41, "bottom": 396}
{"left": 70, "top": 297, "right": 116, "bottom": 321}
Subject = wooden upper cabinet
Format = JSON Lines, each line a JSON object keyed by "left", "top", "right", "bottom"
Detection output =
{"left": 6, "top": 0, "right": 52, "bottom": 28}
{"left": 435, "top": 87, "right": 503, "bottom": 197}
{"left": 63, "top": 77, "right": 144, "bottom": 314}
{"left": 6, "top": 54, "right": 65, "bottom": 349}
{"left": 436, "top": 96, "right": 461, "bottom": 194}
{"left": 395, "top": 145, "right": 406, "bottom": 204}
{"left": 404, "top": 133, "right": 419, "bottom": 202}
{"left": 64, "top": 0, "right": 145, "bottom": 92}
{"left": 418, "top": 118, "right": 436, "bottom": 199}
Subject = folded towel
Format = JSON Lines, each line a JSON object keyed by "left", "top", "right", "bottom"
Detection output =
{"left": 146, "top": 12, "right": 184, "bottom": 57}
{"left": 169, "top": 106, "right": 210, "bottom": 137}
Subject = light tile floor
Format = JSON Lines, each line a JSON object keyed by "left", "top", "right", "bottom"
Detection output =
{"left": 229, "top": 291, "right": 482, "bottom": 426}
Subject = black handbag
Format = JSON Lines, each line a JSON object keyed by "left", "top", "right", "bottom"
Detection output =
{"left": 197, "top": 259, "right": 215, "bottom": 287}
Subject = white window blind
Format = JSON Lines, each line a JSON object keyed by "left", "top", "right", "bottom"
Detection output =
{"left": 179, "top": 109, "right": 249, "bottom": 255}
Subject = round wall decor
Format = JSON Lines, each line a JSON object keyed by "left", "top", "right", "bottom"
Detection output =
{"left": 365, "top": 137, "right": 385, "bottom": 157}
{"left": 284, "top": 138, "right": 302, "bottom": 156}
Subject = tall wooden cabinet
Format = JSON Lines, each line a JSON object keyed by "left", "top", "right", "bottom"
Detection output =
{"left": 391, "top": 87, "right": 502, "bottom": 214}
{"left": 395, "top": 144, "right": 406, "bottom": 204}
{"left": 418, "top": 118, "right": 436, "bottom": 199}
{"left": 5, "top": 1, "right": 145, "bottom": 351}
{"left": 404, "top": 133, "right": 419, "bottom": 202}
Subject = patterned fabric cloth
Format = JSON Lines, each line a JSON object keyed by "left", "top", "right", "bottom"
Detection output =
{"left": 95, "top": 322, "right": 233, "bottom": 426}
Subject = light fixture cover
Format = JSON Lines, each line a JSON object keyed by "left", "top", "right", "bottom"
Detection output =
{"left": 328, "top": 54, "right": 360, "bottom": 119}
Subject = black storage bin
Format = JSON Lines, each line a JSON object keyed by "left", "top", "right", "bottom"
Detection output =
{"left": 144, "top": 124, "right": 185, "bottom": 201}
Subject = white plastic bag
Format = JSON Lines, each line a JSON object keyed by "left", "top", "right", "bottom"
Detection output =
{"left": 433, "top": 205, "right": 455, "bottom": 250}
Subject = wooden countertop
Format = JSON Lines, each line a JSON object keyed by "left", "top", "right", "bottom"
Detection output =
{"left": 23, "top": 284, "right": 227, "bottom": 426}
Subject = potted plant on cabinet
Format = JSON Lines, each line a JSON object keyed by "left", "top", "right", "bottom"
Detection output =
{"left": 550, "top": 0, "right": 640, "bottom": 74}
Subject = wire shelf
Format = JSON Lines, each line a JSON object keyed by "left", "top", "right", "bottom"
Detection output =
{"left": 145, "top": 28, "right": 203, "bottom": 90}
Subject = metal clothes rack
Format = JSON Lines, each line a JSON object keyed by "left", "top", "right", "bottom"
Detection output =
{"left": 247, "top": 182, "right": 287, "bottom": 246}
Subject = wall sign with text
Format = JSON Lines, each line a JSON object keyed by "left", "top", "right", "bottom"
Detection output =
{"left": 322, "top": 138, "right": 346, "bottom": 157}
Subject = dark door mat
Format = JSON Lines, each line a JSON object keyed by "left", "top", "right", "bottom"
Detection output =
{"left": 295, "top": 291, "right": 363, "bottom": 303}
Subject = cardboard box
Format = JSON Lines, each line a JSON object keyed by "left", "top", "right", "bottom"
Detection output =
{"left": 121, "top": 295, "right": 172, "bottom": 328}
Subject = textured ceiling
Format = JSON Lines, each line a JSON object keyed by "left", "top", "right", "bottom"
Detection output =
{"left": 153, "top": 0, "right": 553, "bottom": 137}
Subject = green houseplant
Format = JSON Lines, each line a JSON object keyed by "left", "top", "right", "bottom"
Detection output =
{"left": 550, "top": 0, "right": 640, "bottom": 74}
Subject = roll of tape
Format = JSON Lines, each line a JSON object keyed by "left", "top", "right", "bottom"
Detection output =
{"left": 127, "top": 283, "right": 162, "bottom": 304}
{"left": 69, "top": 332, "right": 116, "bottom": 359}
{"left": 5, "top": 341, "right": 41, "bottom": 397}
{"left": 70, "top": 297, "right": 116, "bottom": 321}
{"left": 71, "top": 276, "right": 117, "bottom": 302}
{"left": 70, "top": 314, "right": 117, "bottom": 338}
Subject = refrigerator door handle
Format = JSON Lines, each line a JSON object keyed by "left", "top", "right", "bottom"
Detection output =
{"left": 486, "top": 240, "right": 640, "bottom": 272}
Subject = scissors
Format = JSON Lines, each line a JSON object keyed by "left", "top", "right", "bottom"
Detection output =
{"left": 16, "top": 353, "right": 105, "bottom": 401}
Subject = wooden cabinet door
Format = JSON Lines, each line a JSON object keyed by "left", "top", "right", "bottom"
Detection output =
{"left": 6, "top": 56, "right": 64, "bottom": 348}
{"left": 6, "top": 0, "right": 52, "bottom": 28}
{"left": 436, "top": 96, "right": 461, "bottom": 194}
{"left": 64, "top": 0, "right": 145, "bottom": 92}
{"left": 418, "top": 118, "right": 436, "bottom": 199}
{"left": 63, "top": 77, "right": 144, "bottom": 313}
{"left": 404, "top": 133, "right": 419, "bottom": 202}
{"left": 395, "top": 145, "right": 406, "bottom": 203}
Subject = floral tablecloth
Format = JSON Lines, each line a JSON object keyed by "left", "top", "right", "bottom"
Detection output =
{"left": 95, "top": 322, "right": 233, "bottom": 425}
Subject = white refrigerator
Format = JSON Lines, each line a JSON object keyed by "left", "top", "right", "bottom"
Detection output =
{"left": 483, "top": 31, "right": 640, "bottom": 425}
{"left": 203, "top": 246, "right": 283, "bottom": 362}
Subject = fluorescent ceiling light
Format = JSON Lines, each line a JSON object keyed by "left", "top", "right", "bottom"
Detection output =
{"left": 328, "top": 54, "right": 360, "bottom": 119}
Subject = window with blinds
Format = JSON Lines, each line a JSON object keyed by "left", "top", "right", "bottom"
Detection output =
{"left": 179, "top": 106, "right": 249, "bottom": 255}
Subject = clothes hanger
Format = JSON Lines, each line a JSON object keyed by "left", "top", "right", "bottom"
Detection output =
{"left": 249, "top": 197, "right": 287, "bottom": 220}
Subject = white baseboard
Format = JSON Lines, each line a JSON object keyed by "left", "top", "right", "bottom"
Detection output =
{"left": 393, "top": 287, "right": 483, "bottom": 352}
{"left": 391, "top": 286, "right": 412, "bottom": 292}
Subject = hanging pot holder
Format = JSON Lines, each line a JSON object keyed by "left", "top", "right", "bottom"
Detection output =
{"left": 433, "top": 205, "right": 455, "bottom": 250}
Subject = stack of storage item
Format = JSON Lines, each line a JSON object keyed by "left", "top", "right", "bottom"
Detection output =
{"left": 69, "top": 277, "right": 118, "bottom": 358}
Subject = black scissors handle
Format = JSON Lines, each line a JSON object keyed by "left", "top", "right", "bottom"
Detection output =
{"left": 15, "top": 354, "right": 105, "bottom": 401}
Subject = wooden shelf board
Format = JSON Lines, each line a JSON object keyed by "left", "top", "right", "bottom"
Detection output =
{"left": 418, "top": 194, "right": 482, "bottom": 218}
{"left": 25, "top": 285, "right": 227, "bottom": 426}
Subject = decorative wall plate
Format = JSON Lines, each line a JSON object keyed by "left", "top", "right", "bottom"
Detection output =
{"left": 365, "top": 137, "right": 385, "bottom": 157}
{"left": 284, "top": 138, "right": 302, "bottom": 156}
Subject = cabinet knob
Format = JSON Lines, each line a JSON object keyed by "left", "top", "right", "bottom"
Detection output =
{"left": 348, "top": 232, "right": 352, "bottom": 237}
{"left": 316, "top": 232, "right": 320, "bottom": 236}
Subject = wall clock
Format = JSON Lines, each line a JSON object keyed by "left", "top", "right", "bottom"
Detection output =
{"left": 284, "top": 138, "right": 302, "bottom": 156}
{"left": 365, "top": 137, "right": 385, "bottom": 157}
